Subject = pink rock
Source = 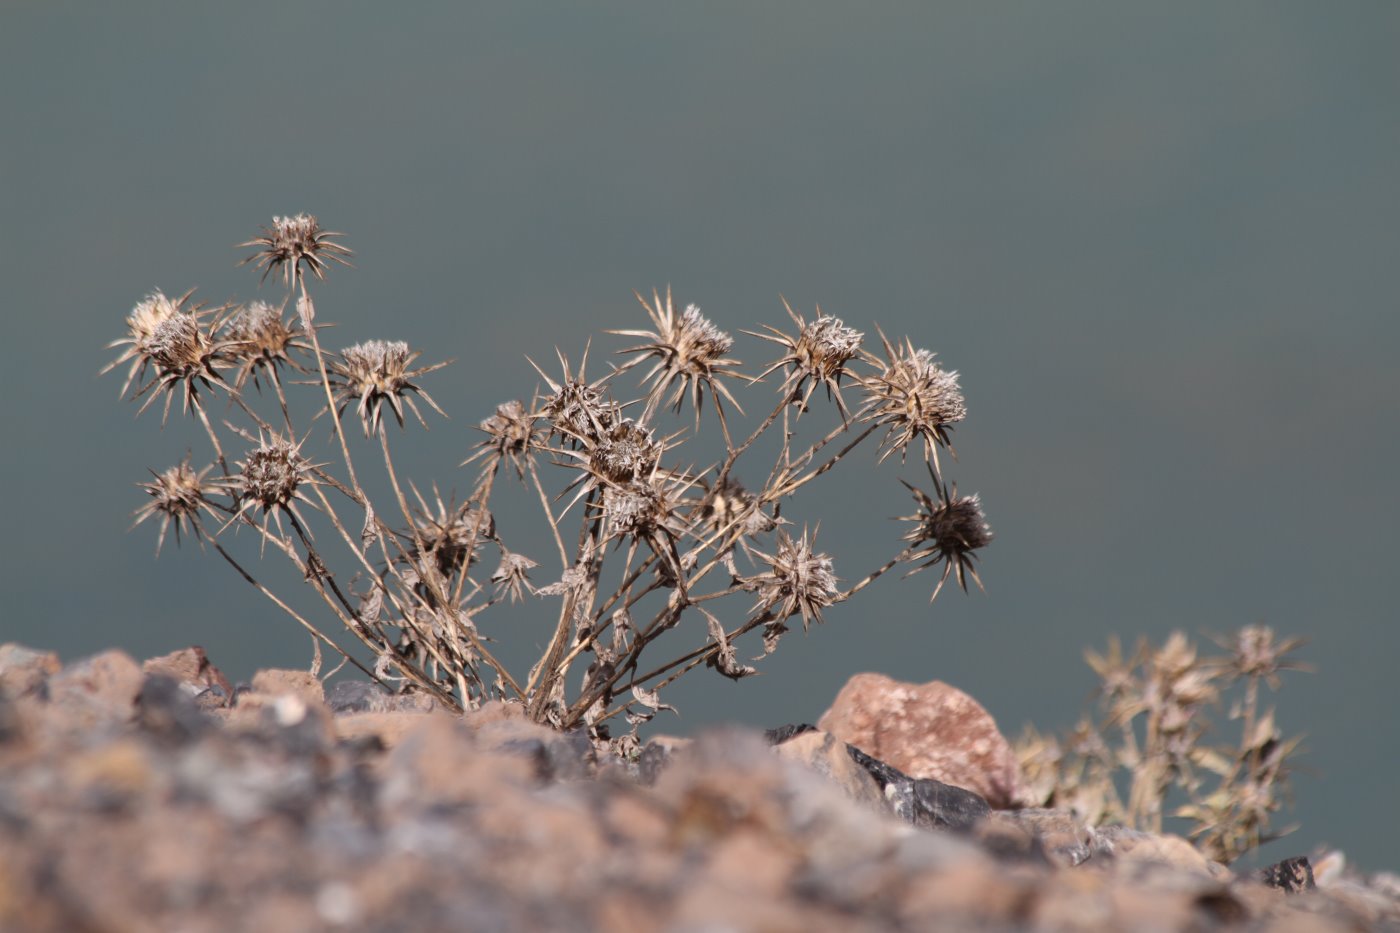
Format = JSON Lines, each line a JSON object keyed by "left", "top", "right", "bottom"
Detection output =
{"left": 817, "top": 673, "right": 1023, "bottom": 808}
{"left": 46, "top": 650, "right": 145, "bottom": 732}
{"left": 251, "top": 668, "right": 325, "bottom": 706}
{"left": 772, "top": 730, "right": 887, "bottom": 813}
{"left": 0, "top": 644, "right": 61, "bottom": 697}
{"left": 143, "top": 646, "right": 233, "bottom": 697}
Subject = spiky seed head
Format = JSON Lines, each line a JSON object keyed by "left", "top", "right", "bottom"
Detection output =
{"left": 237, "top": 436, "right": 313, "bottom": 513}
{"left": 589, "top": 419, "right": 663, "bottom": 485}
{"left": 132, "top": 457, "right": 218, "bottom": 555}
{"left": 239, "top": 213, "right": 353, "bottom": 285}
{"left": 222, "top": 433, "right": 322, "bottom": 548}
{"left": 464, "top": 399, "right": 540, "bottom": 478}
{"left": 861, "top": 334, "right": 967, "bottom": 474}
{"left": 601, "top": 481, "right": 669, "bottom": 538}
{"left": 103, "top": 290, "right": 188, "bottom": 397}
{"left": 611, "top": 287, "right": 743, "bottom": 424}
{"left": 404, "top": 496, "right": 494, "bottom": 578}
{"left": 801, "top": 315, "right": 864, "bottom": 380}
{"left": 681, "top": 304, "right": 735, "bottom": 358}
{"left": 1220, "top": 625, "right": 1309, "bottom": 688}
{"left": 328, "top": 339, "right": 449, "bottom": 437}
{"left": 542, "top": 376, "right": 614, "bottom": 444}
{"left": 223, "top": 300, "right": 308, "bottom": 389}
{"left": 111, "top": 292, "right": 234, "bottom": 422}
{"left": 749, "top": 300, "right": 864, "bottom": 418}
{"left": 491, "top": 550, "right": 538, "bottom": 603}
{"left": 746, "top": 527, "right": 839, "bottom": 631}
{"left": 699, "top": 477, "right": 775, "bottom": 539}
{"left": 1146, "top": 633, "right": 1220, "bottom": 712}
{"left": 901, "top": 475, "right": 993, "bottom": 600}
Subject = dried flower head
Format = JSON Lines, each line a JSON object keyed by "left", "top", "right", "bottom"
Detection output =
{"left": 531, "top": 347, "right": 617, "bottom": 445}
{"left": 596, "top": 473, "right": 695, "bottom": 591}
{"left": 1144, "top": 633, "right": 1221, "bottom": 727}
{"left": 463, "top": 400, "right": 541, "bottom": 479}
{"left": 491, "top": 549, "right": 539, "bottom": 603}
{"left": 239, "top": 213, "right": 352, "bottom": 286}
{"left": 588, "top": 419, "right": 665, "bottom": 485}
{"left": 131, "top": 456, "right": 220, "bottom": 555}
{"left": 861, "top": 331, "right": 966, "bottom": 475}
{"left": 103, "top": 289, "right": 190, "bottom": 398}
{"left": 749, "top": 298, "right": 864, "bottom": 419}
{"left": 225, "top": 433, "right": 321, "bottom": 544}
{"left": 327, "top": 340, "right": 450, "bottom": 437}
{"left": 745, "top": 527, "right": 839, "bottom": 630}
{"left": 697, "top": 477, "right": 775, "bottom": 540}
{"left": 601, "top": 481, "right": 667, "bottom": 539}
{"left": 402, "top": 489, "right": 495, "bottom": 579}
{"left": 116, "top": 293, "right": 235, "bottom": 422}
{"left": 611, "top": 287, "right": 742, "bottom": 425}
{"left": 900, "top": 470, "right": 993, "bottom": 600}
{"left": 1218, "top": 625, "right": 1310, "bottom": 689}
{"left": 222, "top": 300, "right": 309, "bottom": 390}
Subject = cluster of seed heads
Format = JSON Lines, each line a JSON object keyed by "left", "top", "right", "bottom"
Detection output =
{"left": 1016, "top": 627, "right": 1307, "bottom": 864}
{"left": 107, "top": 212, "right": 997, "bottom": 743}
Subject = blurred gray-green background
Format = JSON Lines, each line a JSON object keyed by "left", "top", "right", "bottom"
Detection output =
{"left": 3, "top": 3, "right": 1397, "bottom": 868}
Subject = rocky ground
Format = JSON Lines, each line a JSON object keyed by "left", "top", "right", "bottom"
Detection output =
{"left": 1, "top": 644, "right": 1396, "bottom": 932}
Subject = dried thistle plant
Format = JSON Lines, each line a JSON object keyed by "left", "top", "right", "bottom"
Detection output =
{"left": 1015, "top": 626, "right": 1308, "bottom": 864}
{"left": 106, "top": 218, "right": 996, "bottom": 755}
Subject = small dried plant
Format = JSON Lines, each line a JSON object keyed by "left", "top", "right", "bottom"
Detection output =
{"left": 1015, "top": 625, "right": 1308, "bottom": 863}
{"left": 105, "top": 214, "right": 993, "bottom": 751}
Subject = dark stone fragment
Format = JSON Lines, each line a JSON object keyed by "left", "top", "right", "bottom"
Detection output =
{"left": 1259, "top": 856, "right": 1315, "bottom": 893}
{"left": 909, "top": 778, "right": 991, "bottom": 832}
{"left": 326, "top": 680, "right": 389, "bottom": 714}
{"left": 136, "top": 674, "right": 211, "bottom": 744}
{"left": 764, "top": 723, "right": 817, "bottom": 745}
{"left": 975, "top": 817, "right": 1052, "bottom": 864}
{"left": 635, "top": 741, "right": 672, "bottom": 785}
{"left": 0, "top": 693, "right": 21, "bottom": 745}
{"left": 259, "top": 706, "right": 333, "bottom": 760}
{"left": 498, "top": 729, "right": 595, "bottom": 782}
{"left": 846, "top": 744, "right": 990, "bottom": 832}
{"left": 192, "top": 686, "right": 227, "bottom": 711}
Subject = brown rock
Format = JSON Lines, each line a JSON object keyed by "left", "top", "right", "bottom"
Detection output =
{"left": 381, "top": 713, "right": 534, "bottom": 810}
{"left": 771, "top": 729, "right": 887, "bottom": 813}
{"left": 66, "top": 737, "right": 160, "bottom": 802}
{"left": 817, "top": 672, "right": 1023, "bottom": 808}
{"left": 143, "top": 646, "right": 233, "bottom": 697}
{"left": 333, "top": 710, "right": 445, "bottom": 750}
{"left": 1101, "top": 828, "right": 1225, "bottom": 879}
{"left": 987, "top": 808, "right": 1097, "bottom": 866}
{"left": 250, "top": 668, "right": 325, "bottom": 706}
